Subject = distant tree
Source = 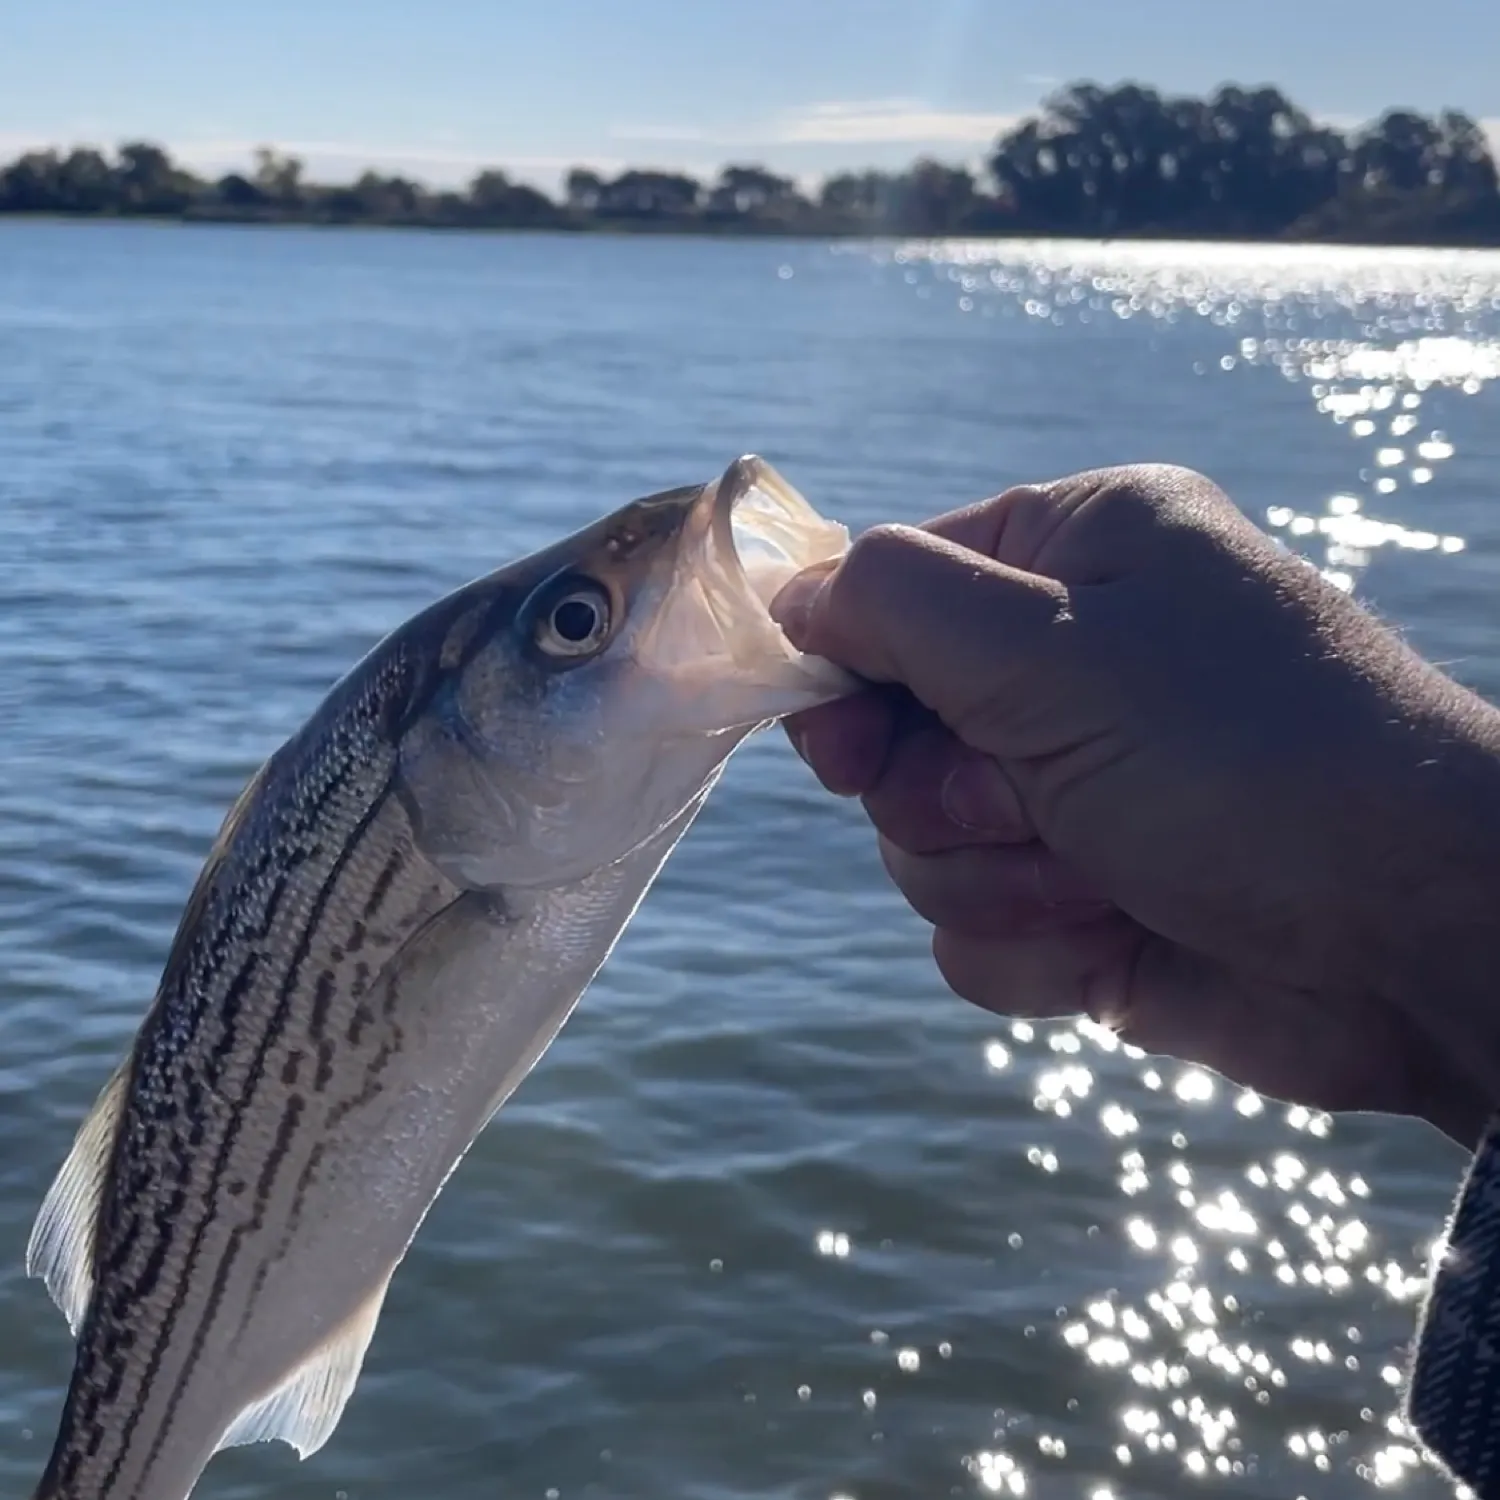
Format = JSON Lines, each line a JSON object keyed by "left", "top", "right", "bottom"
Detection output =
{"left": 319, "top": 170, "right": 424, "bottom": 222}
{"left": 466, "top": 169, "right": 560, "bottom": 227}
{"left": 595, "top": 169, "right": 701, "bottom": 219}
{"left": 114, "top": 141, "right": 197, "bottom": 214}
{"left": 818, "top": 170, "right": 900, "bottom": 229}
{"left": 1186, "top": 86, "right": 1347, "bottom": 234}
{"left": 469, "top": 169, "right": 516, "bottom": 216}
{"left": 501, "top": 182, "right": 562, "bottom": 226}
{"left": 1288, "top": 106, "right": 1500, "bottom": 244}
{"left": 988, "top": 111, "right": 1097, "bottom": 231}
{"left": 212, "top": 173, "right": 269, "bottom": 212}
{"left": 708, "top": 164, "right": 796, "bottom": 215}
{"left": 2, "top": 83, "right": 1499, "bottom": 246}
{"left": 989, "top": 81, "right": 1200, "bottom": 233}
{"left": 565, "top": 168, "right": 604, "bottom": 212}
{"left": 1436, "top": 110, "right": 1500, "bottom": 196}
{"left": 989, "top": 81, "right": 1354, "bottom": 236}
{"left": 55, "top": 148, "right": 116, "bottom": 213}
{"left": 1351, "top": 107, "right": 1499, "bottom": 196}
{"left": 892, "top": 158, "right": 979, "bottom": 234}
{"left": 0, "top": 150, "right": 66, "bottom": 212}
{"left": 424, "top": 190, "right": 472, "bottom": 226}
{"left": 253, "top": 147, "right": 305, "bottom": 206}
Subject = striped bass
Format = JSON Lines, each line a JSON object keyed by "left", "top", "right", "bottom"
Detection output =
{"left": 25, "top": 456, "right": 854, "bottom": 1500}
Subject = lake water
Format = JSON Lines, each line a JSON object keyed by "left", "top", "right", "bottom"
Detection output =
{"left": 3, "top": 221, "right": 1499, "bottom": 1500}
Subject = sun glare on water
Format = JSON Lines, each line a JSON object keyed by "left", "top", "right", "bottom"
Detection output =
{"left": 858, "top": 237, "right": 1500, "bottom": 594}
{"left": 805, "top": 239, "right": 1500, "bottom": 1498}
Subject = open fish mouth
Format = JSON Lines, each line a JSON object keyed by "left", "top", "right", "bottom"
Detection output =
{"left": 632, "top": 454, "right": 860, "bottom": 731}
{"left": 712, "top": 454, "right": 849, "bottom": 613}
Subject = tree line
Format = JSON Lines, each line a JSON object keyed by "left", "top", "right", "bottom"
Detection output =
{"left": 3, "top": 82, "right": 1498, "bottom": 245}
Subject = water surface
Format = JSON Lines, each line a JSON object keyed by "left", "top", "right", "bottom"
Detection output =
{"left": 3, "top": 222, "right": 1500, "bottom": 1499}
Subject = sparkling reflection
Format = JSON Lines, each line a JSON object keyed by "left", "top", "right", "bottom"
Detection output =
{"left": 832, "top": 255, "right": 1482, "bottom": 1487}
{"left": 857, "top": 239, "right": 1496, "bottom": 599}
{"left": 930, "top": 1016, "right": 1467, "bottom": 1495}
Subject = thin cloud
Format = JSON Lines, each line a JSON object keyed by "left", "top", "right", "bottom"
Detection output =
{"left": 608, "top": 123, "right": 719, "bottom": 145}
{"left": 609, "top": 100, "right": 1020, "bottom": 153}
{"left": 0, "top": 131, "right": 52, "bottom": 156}
{"left": 772, "top": 99, "right": 1020, "bottom": 145}
{"left": 170, "top": 138, "right": 612, "bottom": 180}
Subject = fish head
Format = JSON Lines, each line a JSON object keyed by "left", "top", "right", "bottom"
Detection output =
{"left": 399, "top": 456, "right": 858, "bottom": 889}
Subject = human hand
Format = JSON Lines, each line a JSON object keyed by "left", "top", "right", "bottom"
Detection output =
{"left": 774, "top": 465, "right": 1500, "bottom": 1148}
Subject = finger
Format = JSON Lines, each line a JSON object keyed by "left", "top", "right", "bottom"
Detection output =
{"left": 917, "top": 485, "right": 1077, "bottom": 573}
{"left": 915, "top": 494, "right": 1014, "bottom": 553}
{"left": 931, "top": 919, "right": 1143, "bottom": 1021}
{"left": 1111, "top": 942, "right": 1467, "bottom": 1126}
{"left": 781, "top": 689, "right": 898, "bottom": 797}
{"left": 880, "top": 836, "right": 1111, "bottom": 935}
{"left": 923, "top": 467, "right": 1258, "bottom": 581}
{"left": 769, "top": 523, "right": 1073, "bottom": 735}
{"left": 860, "top": 717, "right": 1034, "bottom": 855}
{"left": 1115, "top": 944, "right": 1420, "bottom": 1115}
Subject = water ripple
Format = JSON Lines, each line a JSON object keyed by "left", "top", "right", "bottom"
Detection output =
{"left": 2, "top": 223, "right": 1497, "bottom": 1498}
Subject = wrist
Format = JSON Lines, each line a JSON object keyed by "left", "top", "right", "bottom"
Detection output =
{"left": 1359, "top": 681, "right": 1500, "bottom": 1145}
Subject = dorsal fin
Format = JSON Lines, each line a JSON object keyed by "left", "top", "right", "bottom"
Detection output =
{"left": 26, "top": 1058, "right": 132, "bottom": 1335}
{"left": 156, "top": 758, "right": 271, "bottom": 991}
{"left": 215, "top": 1275, "right": 394, "bottom": 1460}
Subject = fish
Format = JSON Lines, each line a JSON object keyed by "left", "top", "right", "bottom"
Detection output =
{"left": 24, "top": 455, "right": 856, "bottom": 1500}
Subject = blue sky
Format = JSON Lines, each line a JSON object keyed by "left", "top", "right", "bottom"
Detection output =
{"left": 4, "top": 0, "right": 1498, "bottom": 191}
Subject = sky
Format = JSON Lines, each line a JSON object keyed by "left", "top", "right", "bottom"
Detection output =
{"left": 3, "top": 0, "right": 1499, "bottom": 193}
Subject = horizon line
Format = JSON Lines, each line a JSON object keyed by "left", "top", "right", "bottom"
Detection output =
{"left": 3, "top": 94, "right": 1498, "bottom": 195}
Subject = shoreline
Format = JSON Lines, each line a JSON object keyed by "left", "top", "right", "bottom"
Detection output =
{"left": 8, "top": 83, "right": 1500, "bottom": 253}
{"left": 4, "top": 212, "right": 1500, "bottom": 253}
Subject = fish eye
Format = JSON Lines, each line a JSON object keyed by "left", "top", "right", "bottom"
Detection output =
{"left": 534, "top": 578, "right": 613, "bottom": 659}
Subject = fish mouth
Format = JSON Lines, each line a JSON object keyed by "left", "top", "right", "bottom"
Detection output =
{"left": 695, "top": 454, "right": 855, "bottom": 637}
{"left": 707, "top": 455, "right": 848, "bottom": 612}
{"left": 631, "top": 455, "right": 859, "bottom": 733}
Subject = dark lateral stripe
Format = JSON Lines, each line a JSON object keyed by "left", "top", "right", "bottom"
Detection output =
{"left": 67, "top": 849, "right": 296, "bottom": 1471}
{"left": 112, "top": 775, "right": 394, "bottom": 1492}
{"left": 219, "top": 1086, "right": 312, "bottom": 1348}
{"left": 234, "top": 1010, "right": 407, "bottom": 1345}
{"left": 82, "top": 857, "right": 305, "bottom": 1478}
{"left": 362, "top": 848, "right": 405, "bottom": 920}
{"left": 96, "top": 850, "right": 282, "bottom": 1291}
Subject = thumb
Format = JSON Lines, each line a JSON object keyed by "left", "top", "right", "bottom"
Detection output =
{"left": 770, "top": 523, "right": 1075, "bottom": 740}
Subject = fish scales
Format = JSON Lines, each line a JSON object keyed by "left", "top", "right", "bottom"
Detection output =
{"left": 24, "top": 457, "right": 858, "bottom": 1500}
{"left": 39, "top": 629, "right": 464, "bottom": 1498}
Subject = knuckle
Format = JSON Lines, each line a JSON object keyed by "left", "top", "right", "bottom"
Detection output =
{"left": 1060, "top": 462, "right": 1219, "bottom": 510}
{"left": 1122, "top": 461, "right": 1214, "bottom": 491}
{"left": 842, "top": 522, "right": 924, "bottom": 585}
{"left": 987, "top": 482, "right": 1052, "bottom": 514}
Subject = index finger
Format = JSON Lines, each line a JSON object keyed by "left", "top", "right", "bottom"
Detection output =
{"left": 771, "top": 521, "right": 1070, "bottom": 734}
